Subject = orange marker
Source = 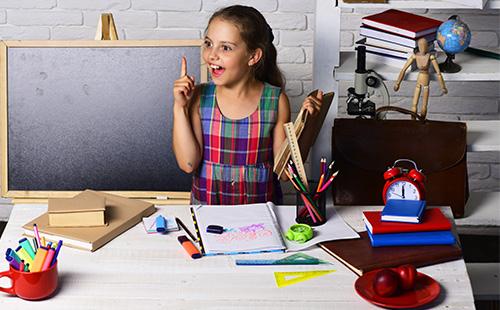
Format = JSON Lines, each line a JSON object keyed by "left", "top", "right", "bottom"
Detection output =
{"left": 177, "top": 235, "right": 201, "bottom": 259}
{"left": 31, "top": 247, "right": 48, "bottom": 272}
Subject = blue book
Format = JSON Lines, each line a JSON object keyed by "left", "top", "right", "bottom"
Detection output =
{"left": 381, "top": 199, "right": 426, "bottom": 223}
{"left": 366, "top": 228, "right": 456, "bottom": 247}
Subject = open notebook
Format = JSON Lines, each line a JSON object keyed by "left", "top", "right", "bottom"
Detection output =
{"left": 191, "top": 202, "right": 286, "bottom": 256}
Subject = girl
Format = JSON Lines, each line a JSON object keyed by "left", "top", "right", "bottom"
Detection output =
{"left": 173, "top": 5, "right": 322, "bottom": 205}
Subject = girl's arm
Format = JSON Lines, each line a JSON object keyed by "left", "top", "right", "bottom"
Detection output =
{"left": 273, "top": 90, "right": 323, "bottom": 181}
{"left": 172, "top": 89, "right": 203, "bottom": 173}
{"left": 172, "top": 57, "right": 203, "bottom": 173}
{"left": 273, "top": 92, "right": 291, "bottom": 180}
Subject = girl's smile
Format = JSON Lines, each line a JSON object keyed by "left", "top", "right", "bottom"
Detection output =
{"left": 209, "top": 63, "right": 225, "bottom": 78}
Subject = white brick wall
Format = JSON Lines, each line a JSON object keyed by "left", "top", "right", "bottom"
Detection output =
{"left": 0, "top": 1, "right": 498, "bottom": 217}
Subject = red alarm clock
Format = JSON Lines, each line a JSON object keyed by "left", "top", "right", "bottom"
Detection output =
{"left": 383, "top": 159, "right": 425, "bottom": 204}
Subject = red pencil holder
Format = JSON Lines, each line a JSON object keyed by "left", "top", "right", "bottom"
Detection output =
{"left": 296, "top": 181, "right": 326, "bottom": 226}
{"left": 0, "top": 260, "right": 58, "bottom": 300}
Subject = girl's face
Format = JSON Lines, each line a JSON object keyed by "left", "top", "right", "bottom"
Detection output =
{"left": 203, "top": 18, "right": 255, "bottom": 86}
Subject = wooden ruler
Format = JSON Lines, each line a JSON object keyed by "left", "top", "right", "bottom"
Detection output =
{"left": 284, "top": 121, "right": 308, "bottom": 189}
{"left": 274, "top": 109, "right": 307, "bottom": 179}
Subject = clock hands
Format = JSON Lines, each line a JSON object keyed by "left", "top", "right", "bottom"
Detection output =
{"left": 402, "top": 184, "right": 405, "bottom": 199}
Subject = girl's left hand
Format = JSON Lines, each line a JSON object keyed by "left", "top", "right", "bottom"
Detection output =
{"left": 301, "top": 90, "right": 323, "bottom": 116}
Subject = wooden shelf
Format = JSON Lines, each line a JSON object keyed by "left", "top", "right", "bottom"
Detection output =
{"left": 486, "top": 0, "right": 500, "bottom": 8}
{"left": 455, "top": 192, "right": 500, "bottom": 235}
{"left": 335, "top": 51, "right": 500, "bottom": 82}
{"left": 467, "top": 120, "right": 500, "bottom": 152}
{"left": 339, "top": 0, "right": 489, "bottom": 9}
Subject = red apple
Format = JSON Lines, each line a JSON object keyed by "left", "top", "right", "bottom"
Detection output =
{"left": 394, "top": 264, "right": 417, "bottom": 291}
{"left": 373, "top": 268, "right": 400, "bottom": 297}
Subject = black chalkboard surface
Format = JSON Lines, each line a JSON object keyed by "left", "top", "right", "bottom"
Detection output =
{"left": 0, "top": 40, "right": 206, "bottom": 199}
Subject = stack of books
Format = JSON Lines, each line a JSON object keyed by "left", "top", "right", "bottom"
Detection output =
{"left": 48, "top": 190, "right": 106, "bottom": 227}
{"left": 357, "top": 9, "right": 442, "bottom": 68}
{"left": 24, "top": 190, "right": 155, "bottom": 251}
{"left": 363, "top": 201, "right": 456, "bottom": 247}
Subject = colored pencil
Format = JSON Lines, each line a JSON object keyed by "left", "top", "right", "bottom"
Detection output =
{"left": 299, "top": 193, "right": 318, "bottom": 223}
{"left": 318, "top": 171, "right": 339, "bottom": 193}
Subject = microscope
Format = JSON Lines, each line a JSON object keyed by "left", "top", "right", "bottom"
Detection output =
{"left": 347, "top": 45, "right": 390, "bottom": 118}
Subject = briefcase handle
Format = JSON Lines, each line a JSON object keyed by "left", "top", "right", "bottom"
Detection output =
{"left": 375, "top": 106, "right": 426, "bottom": 121}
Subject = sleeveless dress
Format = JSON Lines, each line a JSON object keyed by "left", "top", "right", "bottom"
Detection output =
{"left": 191, "top": 82, "right": 283, "bottom": 205}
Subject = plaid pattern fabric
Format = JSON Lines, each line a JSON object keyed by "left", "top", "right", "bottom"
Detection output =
{"left": 191, "top": 82, "right": 283, "bottom": 205}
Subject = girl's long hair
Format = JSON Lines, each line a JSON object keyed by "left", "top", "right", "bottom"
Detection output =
{"left": 208, "top": 5, "right": 285, "bottom": 88}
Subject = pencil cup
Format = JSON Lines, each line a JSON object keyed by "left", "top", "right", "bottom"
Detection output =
{"left": 296, "top": 181, "right": 326, "bottom": 226}
{"left": 0, "top": 260, "right": 58, "bottom": 300}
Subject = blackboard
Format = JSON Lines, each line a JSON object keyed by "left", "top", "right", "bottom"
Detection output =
{"left": 0, "top": 40, "right": 206, "bottom": 199}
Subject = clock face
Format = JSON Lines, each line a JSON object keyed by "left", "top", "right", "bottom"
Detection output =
{"left": 386, "top": 180, "right": 421, "bottom": 201}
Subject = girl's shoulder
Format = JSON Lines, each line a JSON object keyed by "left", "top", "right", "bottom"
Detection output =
{"left": 261, "top": 82, "right": 283, "bottom": 100}
{"left": 263, "top": 82, "right": 281, "bottom": 92}
{"left": 198, "top": 82, "right": 215, "bottom": 94}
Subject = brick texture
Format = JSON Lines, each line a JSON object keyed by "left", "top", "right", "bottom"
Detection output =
{"left": 0, "top": 1, "right": 497, "bottom": 214}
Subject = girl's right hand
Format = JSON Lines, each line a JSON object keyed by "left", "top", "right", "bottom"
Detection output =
{"left": 173, "top": 56, "right": 195, "bottom": 108}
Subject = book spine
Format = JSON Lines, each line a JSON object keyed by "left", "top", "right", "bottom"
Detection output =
{"left": 361, "top": 44, "right": 410, "bottom": 58}
{"left": 368, "top": 230, "right": 456, "bottom": 247}
{"left": 365, "top": 51, "right": 415, "bottom": 69}
{"left": 362, "top": 19, "right": 416, "bottom": 38}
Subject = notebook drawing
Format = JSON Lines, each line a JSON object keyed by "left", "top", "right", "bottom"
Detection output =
{"left": 191, "top": 203, "right": 286, "bottom": 256}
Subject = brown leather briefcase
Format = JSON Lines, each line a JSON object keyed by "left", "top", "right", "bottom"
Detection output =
{"left": 332, "top": 107, "right": 469, "bottom": 218}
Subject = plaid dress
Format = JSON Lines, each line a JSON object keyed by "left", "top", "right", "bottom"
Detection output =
{"left": 191, "top": 82, "right": 283, "bottom": 205}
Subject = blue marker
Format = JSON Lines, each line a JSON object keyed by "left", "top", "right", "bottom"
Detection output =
{"left": 6, "top": 248, "right": 22, "bottom": 263}
{"left": 6, "top": 255, "right": 21, "bottom": 270}
{"left": 51, "top": 240, "right": 63, "bottom": 267}
{"left": 156, "top": 215, "right": 167, "bottom": 233}
{"left": 206, "top": 225, "right": 224, "bottom": 234}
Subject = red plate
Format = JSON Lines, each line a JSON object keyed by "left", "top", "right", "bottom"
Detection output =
{"left": 355, "top": 270, "right": 441, "bottom": 309}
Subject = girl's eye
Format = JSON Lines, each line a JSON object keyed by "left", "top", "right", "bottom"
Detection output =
{"left": 222, "top": 45, "right": 232, "bottom": 51}
{"left": 204, "top": 40, "right": 212, "bottom": 48}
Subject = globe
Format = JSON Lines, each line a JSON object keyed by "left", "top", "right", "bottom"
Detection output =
{"left": 436, "top": 16, "right": 471, "bottom": 73}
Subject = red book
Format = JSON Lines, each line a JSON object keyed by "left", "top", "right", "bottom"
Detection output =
{"left": 363, "top": 208, "right": 452, "bottom": 235}
{"left": 362, "top": 9, "right": 442, "bottom": 39}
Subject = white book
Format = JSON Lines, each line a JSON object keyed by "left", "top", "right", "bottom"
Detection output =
{"left": 366, "top": 51, "right": 416, "bottom": 70}
{"left": 363, "top": 44, "right": 411, "bottom": 59}
{"left": 360, "top": 26, "right": 435, "bottom": 48}
{"left": 191, "top": 202, "right": 286, "bottom": 256}
{"left": 362, "top": 37, "right": 435, "bottom": 54}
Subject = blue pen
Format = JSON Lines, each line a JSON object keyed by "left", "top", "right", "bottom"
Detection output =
{"left": 156, "top": 215, "right": 167, "bottom": 233}
{"left": 5, "top": 248, "right": 22, "bottom": 263}
{"left": 50, "top": 240, "right": 63, "bottom": 266}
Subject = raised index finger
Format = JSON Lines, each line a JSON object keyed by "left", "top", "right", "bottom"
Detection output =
{"left": 180, "top": 56, "right": 187, "bottom": 78}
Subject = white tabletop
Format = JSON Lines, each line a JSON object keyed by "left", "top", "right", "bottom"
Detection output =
{"left": 0, "top": 204, "right": 475, "bottom": 309}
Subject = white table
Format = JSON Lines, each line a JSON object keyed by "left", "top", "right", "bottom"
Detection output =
{"left": 0, "top": 204, "right": 475, "bottom": 309}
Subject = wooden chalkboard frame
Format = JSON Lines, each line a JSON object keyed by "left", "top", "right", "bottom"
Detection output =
{"left": 0, "top": 40, "right": 207, "bottom": 203}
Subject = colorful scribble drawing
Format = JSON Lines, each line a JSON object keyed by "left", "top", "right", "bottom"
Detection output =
{"left": 215, "top": 223, "right": 273, "bottom": 244}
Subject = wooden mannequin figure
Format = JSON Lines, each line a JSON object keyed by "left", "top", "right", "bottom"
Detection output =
{"left": 394, "top": 38, "right": 448, "bottom": 119}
